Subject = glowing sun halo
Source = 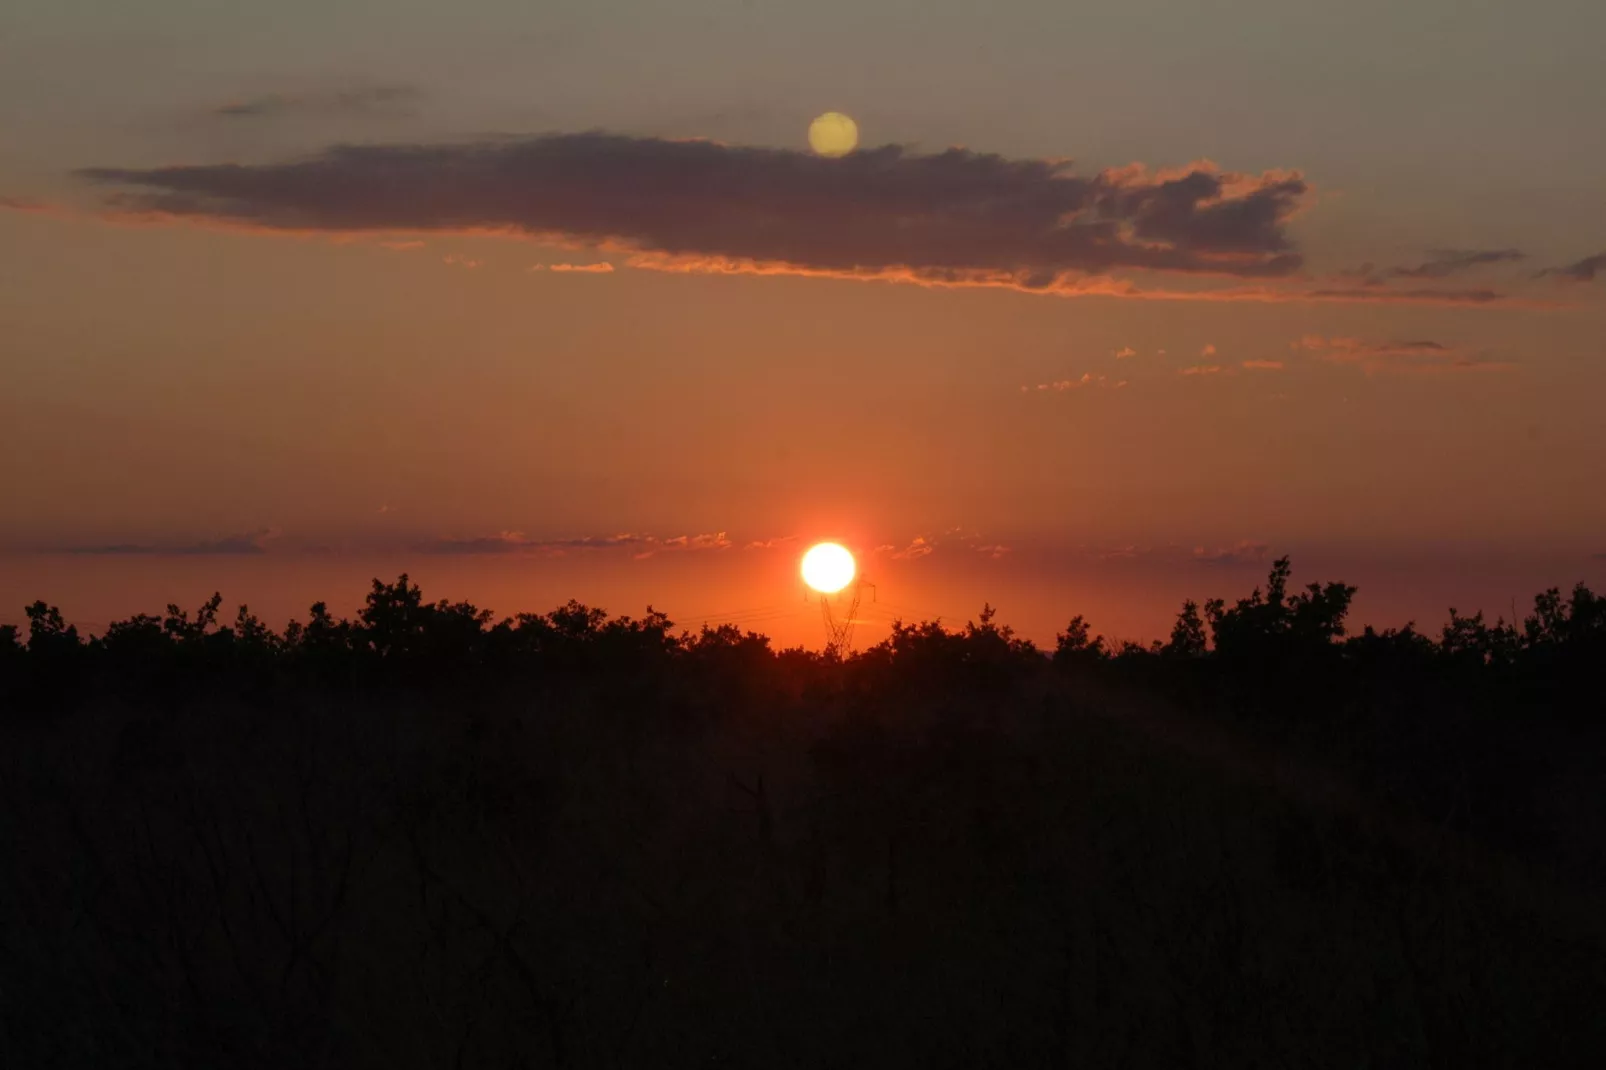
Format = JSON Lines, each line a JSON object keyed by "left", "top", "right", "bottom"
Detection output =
{"left": 802, "top": 542, "right": 856, "bottom": 594}
{"left": 808, "top": 112, "right": 859, "bottom": 157}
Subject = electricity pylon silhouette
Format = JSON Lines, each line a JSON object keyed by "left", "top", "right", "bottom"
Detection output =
{"left": 816, "top": 576, "right": 874, "bottom": 658}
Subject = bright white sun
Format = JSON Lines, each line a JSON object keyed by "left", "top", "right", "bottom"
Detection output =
{"left": 802, "top": 542, "right": 856, "bottom": 594}
{"left": 808, "top": 112, "right": 859, "bottom": 158}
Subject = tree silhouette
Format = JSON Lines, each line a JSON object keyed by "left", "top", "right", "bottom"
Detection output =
{"left": 4, "top": 561, "right": 1604, "bottom": 1065}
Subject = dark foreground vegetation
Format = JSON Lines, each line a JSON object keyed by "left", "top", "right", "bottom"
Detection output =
{"left": 2, "top": 558, "right": 1603, "bottom": 1067}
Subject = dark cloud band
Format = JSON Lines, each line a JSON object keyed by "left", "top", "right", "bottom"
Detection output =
{"left": 80, "top": 134, "right": 1308, "bottom": 282}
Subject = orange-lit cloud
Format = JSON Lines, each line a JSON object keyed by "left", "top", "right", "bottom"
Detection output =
{"left": 744, "top": 535, "right": 800, "bottom": 550}
{"left": 1194, "top": 541, "right": 1271, "bottom": 566}
{"left": 1294, "top": 335, "right": 1516, "bottom": 374}
{"left": 1114, "top": 346, "right": 1137, "bottom": 359}
{"left": 532, "top": 262, "right": 615, "bottom": 273}
{"left": 1241, "top": 359, "right": 1284, "bottom": 370}
{"left": 1179, "top": 364, "right": 1223, "bottom": 375}
{"left": 873, "top": 530, "right": 1014, "bottom": 561}
{"left": 442, "top": 253, "right": 480, "bottom": 268}
{"left": 79, "top": 133, "right": 1311, "bottom": 282}
{"left": 422, "top": 530, "right": 734, "bottom": 557}
{"left": 52, "top": 135, "right": 1569, "bottom": 308}
{"left": 889, "top": 536, "right": 936, "bottom": 561}
{"left": 1023, "top": 372, "right": 1127, "bottom": 392}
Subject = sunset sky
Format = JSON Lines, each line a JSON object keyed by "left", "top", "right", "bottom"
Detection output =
{"left": 3, "top": 0, "right": 1604, "bottom": 649}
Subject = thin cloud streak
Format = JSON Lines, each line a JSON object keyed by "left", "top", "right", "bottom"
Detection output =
{"left": 532, "top": 262, "right": 615, "bottom": 273}
{"left": 1536, "top": 252, "right": 1606, "bottom": 283}
{"left": 62, "top": 529, "right": 280, "bottom": 556}
{"left": 421, "top": 530, "right": 732, "bottom": 557}
{"left": 213, "top": 85, "right": 420, "bottom": 119}
{"left": 1023, "top": 372, "right": 1126, "bottom": 392}
{"left": 1384, "top": 248, "right": 1525, "bottom": 280}
{"left": 1294, "top": 335, "right": 1516, "bottom": 375}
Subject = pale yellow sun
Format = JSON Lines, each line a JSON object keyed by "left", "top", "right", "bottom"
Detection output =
{"left": 801, "top": 542, "right": 856, "bottom": 594}
{"left": 808, "top": 112, "right": 859, "bottom": 158}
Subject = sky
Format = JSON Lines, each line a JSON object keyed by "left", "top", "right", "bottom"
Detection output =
{"left": 2, "top": 0, "right": 1604, "bottom": 649}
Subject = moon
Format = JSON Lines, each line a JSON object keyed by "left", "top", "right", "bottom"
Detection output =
{"left": 802, "top": 542, "right": 856, "bottom": 594}
{"left": 808, "top": 112, "right": 859, "bottom": 158}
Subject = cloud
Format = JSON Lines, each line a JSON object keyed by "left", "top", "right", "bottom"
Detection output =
{"left": 0, "top": 196, "right": 53, "bottom": 214}
{"left": 442, "top": 253, "right": 480, "bottom": 268}
{"left": 1295, "top": 335, "right": 1450, "bottom": 358}
{"left": 1193, "top": 541, "right": 1271, "bottom": 566}
{"left": 530, "top": 261, "right": 614, "bottom": 273}
{"left": 1241, "top": 359, "right": 1283, "bottom": 370}
{"left": 744, "top": 535, "right": 800, "bottom": 550}
{"left": 421, "top": 530, "right": 733, "bottom": 557}
{"left": 658, "top": 531, "right": 732, "bottom": 550}
{"left": 890, "top": 536, "right": 936, "bottom": 561}
{"left": 213, "top": 85, "right": 420, "bottom": 119}
{"left": 1179, "top": 364, "right": 1222, "bottom": 375}
{"left": 1383, "top": 248, "right": 1525, "bottom": 280}
{"left": 1114, "top": 346, "right": 1137, "bottom": 359}
{"left": 1200, "top": 343, "right": 1217, "bottom": 357}
{"left": 873, "top": 529, "right": 1010, "bottom": 560}
{"left": 1294, "top": 335, "right": 1515, "bottom": 374}
{"left": 1083, "top": 541, "right": 1271, "bottom": 565}
{"left": 1024, "top": 372, "right": 1126, "bottom": 392}
{"left": 1299, "top": 287, "right": 1511, "bottom": 305}
{"left": 66, "top": 528, "right": 279, "bottom": 555}
{"left": 79, "top": 134, "right": 1312, "bottom": 287}
{"left": 1537, "top": 252, "right": 1606, "bottom": 283}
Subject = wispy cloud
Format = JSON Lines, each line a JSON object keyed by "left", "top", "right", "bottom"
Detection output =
{"left": 1200, "top": 343, "right": 1217, "bottom": 357}
{"left": 1113, "top": 346, "right": 1137, "bottom": 359}
{"left": 1179, "top": 364, "right": 1223, "bottom": 376}
{"left": 442, "top": 253, "right": 480, "bottom": 268}
{"left": 65, "top": 528, "right": 279, "bottom": 556}
{"left": 744, "top": 535, "right": 800, "bottom": 551}
{"left": 887, "top": 536, "right": 936, "bottom": 561}
{"left": 874, "top": 529, "right": 1010, "bottom": 561}
{"left": 1294, "top": 335, "right": 1515, "bottom": 374}
{"left": 1083, "top": 541, "right": 1271, "bottom": 566}
{"left": 1536, "top": 252, "right": 1606, "bottom": 283}
{"left": 1382, "top": 248, "right": 1525, "bottom": 280}
{"left": 1241, "top": 359, "right": 1283, "bottom": 370}
{"left": 213, "top": 84, "right": 420, "bottom": 120}
{"left": 1193, "top": 541, "right": 1271, "bottom": 566}
{"left": 1022, "top": 372, "right": 1127, "bottom": 392}
{"left": 531, "top": 261, "right": 615, "bottom": 274}
{"left": 421, "top": 530, "right": 732, "bottom": 557}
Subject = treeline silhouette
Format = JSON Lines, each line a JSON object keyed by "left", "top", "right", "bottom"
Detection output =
{"left": 2, "top": 558, "right": 1602, "bottom": 1067}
